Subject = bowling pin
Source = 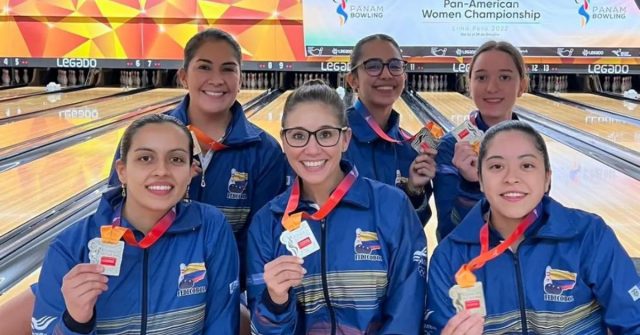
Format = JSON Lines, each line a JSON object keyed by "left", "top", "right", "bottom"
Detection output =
{"left": 22, "top": 69, "right": 29, "bottom": 85}
{"left": 13, "top": 69, "right": 20, "bottom": 84}
{"left": 142, "top": 70, "right": 148, "bottom": 87}
{"left": 2, "top": 69, "right": 10, "bottom": 86}
{"left": 68, "top": 70, "right": 76, "bottom": 86}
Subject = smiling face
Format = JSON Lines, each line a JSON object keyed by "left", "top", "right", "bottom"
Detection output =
{"left": 347, "top": 39, "right": 405, "bottom": 111}
{"left": 281, "top": 101, "right": 351, "bottom": 188}
{"left": 116, "top": 122, "right": 193, "bottom": 218}
{"left": 479, "top": 130, "right": 551, "bottom": 227}
{"left": 469, "top": 49, "right": 527, "bottom": 126}
{"left": 179, "top": 40, "right": 241, "bottom": 119}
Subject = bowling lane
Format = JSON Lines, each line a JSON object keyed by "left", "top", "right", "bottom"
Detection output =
{"left": 0, "top": 128, "right": 125, "bottom": 238}
{"left": 558, "top": 93, "right": 640, "bottom": 118}
{"left": 0, "top": 88, "right": 125, "bottom": 121}
{"left": 248, "top": 91, "right": 291, "bottom": 143}
{"left": 517, "top": 94, "right": 640, "bottom": 152}
{"left": 420, "top": 92, "right": 640, "bottom": 256}
{"left": 0, "top": 90, "right": 262, "bottom": 238}
{"left": 0, "top": 89, "right": 185, "bottom": 150}
{"left": 0, "top": 86, "right": 44, "bottom": 100}
{"left": 238, "top": 89, "right": 265, "bottom": 103}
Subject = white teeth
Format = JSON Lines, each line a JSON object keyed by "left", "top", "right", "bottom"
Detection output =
{"left": 375, "top": 86, "right": 393, "bottom": 91}
{"left": 485, "top": 98, "right": 502, "bottom": 102}
{"left": 147, "top": 185, "right": 172, "bottom": 191}
{"left": 303, "top": 160, "right": 325, "bottom": 168}
{"left": 503, "top": 192, "right": 524, "bottom": 197}
{"left": 203, "top": 91, "right": 224, "bottom": 97}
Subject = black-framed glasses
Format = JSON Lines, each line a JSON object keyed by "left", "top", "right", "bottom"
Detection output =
{"left": 281, "top": 127, "right": 348, "bottom": 148}
{"left": 352, "top": 58, "right": 407, "bottom": 77}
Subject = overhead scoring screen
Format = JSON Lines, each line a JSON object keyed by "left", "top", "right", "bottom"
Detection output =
{"left": 303, "top": 0, "right": 640, "bottom": 58}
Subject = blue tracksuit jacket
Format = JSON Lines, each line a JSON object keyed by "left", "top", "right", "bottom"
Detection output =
{"left": 32, "top": 188, "right": 240, "bottom": 334}
{"left": 425, "top": 196, "right": 640, "bottom": 335}
{"left": 247, "top": 162, "right": 427, "bottom": 334}
{"left": 344, "top": 100, "right": 432, "bottom": 226}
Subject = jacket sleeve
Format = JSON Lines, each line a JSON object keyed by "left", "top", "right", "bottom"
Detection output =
{"left": 378, "top": 194, "right": 427, "bottom": 334}
{"left": 583, "top": 220, "right": 640, "bottom": 334}
{"left": 237, "top": 143, "right": 287, "bottom": 291}
{"left": 204, "top": 212, "right": 240, "bottom": 334}
{"left": 32, "top": 227, "right": 97, "bottom": 335}
{"left": 424, "top": 243, "right": 459, "bottom": 335}
{"left": 433, "top": 137, "right": 482, "bottom": 241}
{"left": 246, "top": 206, "right": 298, "bottom": 335}
{"left": 406, "top": 182, "right": 434, "bottom": 227}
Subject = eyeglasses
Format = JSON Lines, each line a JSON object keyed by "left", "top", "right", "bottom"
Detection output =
{"left": 352, "top": 58, "right": 407, "bottom": 77}
{"left": 281, "top": 127, "right": 348, "bottom": 148}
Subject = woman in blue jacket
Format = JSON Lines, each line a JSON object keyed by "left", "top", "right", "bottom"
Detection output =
{"left": 344, "top": 33, "right": 436, "bottom": 226}
{"left": 246, "top": 81, "right": 427, "bottom": 334}
{"left": 32, "top": 114, "right": 240, "bottom": 334}
{"left": 433, "top": 40, "right": 525, "bottom": 241}
{"left": 426, "top": 121, "right": 640, "bottom": 334}
{"left": 107, "top": 28, "right": 288, "bottom": 290}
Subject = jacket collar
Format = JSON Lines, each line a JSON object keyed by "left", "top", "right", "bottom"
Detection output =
{"left": 97, "top": 187, "right": 202, "bottom": 235}
{"left": 472, "top": 110, "right": 520, "bottom": 132}
{"left": 348, "top": 99, "right": 404, "bottom": 143}
{"left": 449, "top": 196, "right": 579, "bottom": 244}
{"left": 269, "top": 160, "right": 370, "bottom": 215}
{"left": 170, "top": 95, "right": 262, "bottom": 147}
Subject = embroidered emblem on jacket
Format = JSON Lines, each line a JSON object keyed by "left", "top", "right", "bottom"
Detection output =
{"left": 543, "top": 266, "right": 577, "bottom": 302}
{"left": 177, "top": 263, "right": 207, "bottom": 297}
{"left": 354, "top": 228, "right": 382, "bottom": 262}
{"left": 227, "top": 168, "right": 248, "bottom": 199}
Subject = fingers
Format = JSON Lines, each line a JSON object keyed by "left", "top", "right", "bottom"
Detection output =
{"left": 264, "top": 256, "right": 306, "bottom": 286}
{"left": 62, "top": 264, "right": 109, "bottom": 323}
{"left": 264, "top": 256, "right": 306, "bottom": 305}
{"left": 442, "top": 311, "right": 484, "bottom": 335}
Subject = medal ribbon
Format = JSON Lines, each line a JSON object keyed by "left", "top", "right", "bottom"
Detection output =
{"left": 101, "top": 206, "right": 176, "bottom": 249}
{"left": 188, "top": 125, "right": 228, "bottom": 152}
{"left": 455, "top": 207, "right": 540, "bottom": 287}
{"left": 281, "top": 167, "right": 358, "bottom": 231}
{"left": 357, "top": 101, "right": 444, "bottom": 148}
{"left": 358, "top": 101, "right": 412, "bottom": 143}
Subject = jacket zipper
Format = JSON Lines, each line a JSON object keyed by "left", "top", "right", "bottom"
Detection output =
{"left": 512, "top": 251, "right": 528, "bottom": 334}
{"left": 141, "top": 249, "right": 149, "bottom": 334}
{"left": 320, "top": 219, "right": 337, "bottom": 335}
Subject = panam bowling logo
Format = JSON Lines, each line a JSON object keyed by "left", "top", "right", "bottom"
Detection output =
{"left": 334, "top": 0, "right": 349, "bottom": 25}
{"left": 177, "top": 263, "right": 207, "bottom": 297}
{"left": 227, "top": 168, "right": 248, "bottom": 200}
{"left": 576, "top": 0, "right": 591, "bottom": 27}
{"left": 543, "top": 266, "right": 577, "bottom": 302}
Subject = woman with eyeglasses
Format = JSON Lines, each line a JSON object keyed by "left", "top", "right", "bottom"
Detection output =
{"left": 345, "top": 33, "right": 436, "bottom": 226}
{"left": 246, "top": 80, "right": 427, "bottom": 334}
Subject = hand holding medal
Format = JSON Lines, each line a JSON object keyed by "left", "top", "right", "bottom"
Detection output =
{"left": 263, "top": 256, "right": 306, "bottom": 305}
{"left": 61, "top": 263, "right": 109, "bottom": 324}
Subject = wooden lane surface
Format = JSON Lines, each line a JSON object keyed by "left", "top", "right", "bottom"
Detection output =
{"left": 0, "top": 87, "right": 44, "bottom": 100}
{"left": 0, "top": 89, "right": 262, "bottom": 239}
{"left": 0, "top": 89, "right": 186, "bottom": 150}
{"left": 247, "top": 91, "right": 292, "bottom": 144}
{"left": 0, "top": 90, "right": 264, "bottom": 303}
{"left": 420, "top": 92, "right": 640, "bottom": 256}
{"left": 0, "top": 88, "right": 124, "bottom": 121}
{"left": 393, "top": 98, "right": 438, "bottom": 254}
{"left": 518, "top": 94, "right": 640, "bottom": 153}
{"left": 237, "top": 90, "right": 264, "bottom": 103}
{"left": 559, "top": 93, "right": 640, "bottom": 119}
